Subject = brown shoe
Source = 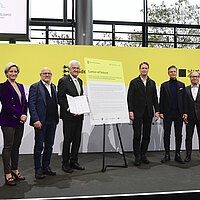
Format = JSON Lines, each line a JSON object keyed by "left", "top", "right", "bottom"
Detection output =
{"left": 5, "top": 176, "right": 16, "bottom": 186}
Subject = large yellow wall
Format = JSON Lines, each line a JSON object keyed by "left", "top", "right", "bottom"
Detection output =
{"left": 0, "top": 44, "right": 199, "bottom": 86}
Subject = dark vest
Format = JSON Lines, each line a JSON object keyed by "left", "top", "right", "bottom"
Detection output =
{"left": 42, "top": 84, "right": 57, "bottom": 121}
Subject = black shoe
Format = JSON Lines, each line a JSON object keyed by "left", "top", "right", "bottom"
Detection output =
{"left": 175, "top": 154, "right": 185, "bottom": 164}
{"left": 62, "top": 165, "right": 74, "bottom": 173}
{"left": 134, "top": 157, "right": 141, "bottom": 166}
{"left": 70, "top": 162, "right": 85, "bottom": 170}
{"left": 43, "top": 166, "right": 56, "bottom": 176}
{"left": 141, "top": 155, "right": 150, "bottom": 164}
{"left": 184, "top": 155, "right": 191, "bottom": 162}
{"left": 35, "top": 169, "right": 45, "bottom": 179}
{"left": 161, "top": 154, "right": 170, "bottom": 163}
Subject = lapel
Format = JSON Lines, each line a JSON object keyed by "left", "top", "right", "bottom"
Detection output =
{"left": 68, "top": 74, "right": 79, "bottom": 96}
{"left": 6, "top": 80, "right": 22, "bottom": 106}
{"left": 166, "top": 81, "right": 172, "bottom": 98}
{"left": 137, "top": 76, "right": 146, "bottom": 94}
{"left": 17, "top": 83, "right": 25, "bottom": 107}
{"left": 51, "top": 83, "right": 58, "bottom": 104}
{"left": 39, "top": 81, "right": 46, "bottom": 105}
{"left": 187, "top": 85, "right": 194, "bottom": 102}
{"left": 195, "top": 86, "right": 200, "bottom": 102}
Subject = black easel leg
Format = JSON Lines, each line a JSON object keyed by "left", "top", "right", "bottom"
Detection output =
{"left": 116, "top": 124, "right": 128, "bottom": 167}
{"left": 102, "top": 124, "right": 106, "bottom": 172}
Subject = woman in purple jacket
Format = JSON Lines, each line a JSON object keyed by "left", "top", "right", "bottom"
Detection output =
{"left": 0, "top": 62, "right": 28, "bottom": 186}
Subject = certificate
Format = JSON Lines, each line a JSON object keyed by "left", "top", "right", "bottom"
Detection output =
{"left": 66, "top": 94, "right": 90, "bottom": 115}
{"left": 85, "top": 58, "right": 130, "bottom": 125}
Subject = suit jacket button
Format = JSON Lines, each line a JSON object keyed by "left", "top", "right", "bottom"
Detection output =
{"left": 12, "top": 97, "right": 14, "bottom": 99}
{"left": 13, "top": 105, "right": 15, "bottom": 107}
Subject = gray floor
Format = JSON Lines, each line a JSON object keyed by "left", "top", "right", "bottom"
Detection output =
{"left": 0, "top": 151, "right": 200, "bottom": 199}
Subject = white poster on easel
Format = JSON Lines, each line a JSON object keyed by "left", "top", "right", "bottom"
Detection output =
{"left": 85, "top": 58, "right": 130, "bottom": 125}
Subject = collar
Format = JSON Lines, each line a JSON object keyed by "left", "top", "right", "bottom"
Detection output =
{"left": 69, "top": 73, "right": 78, "bottom": 81}
{"left": 41, "top": 80, "right": 51, "bottom": 86}
{"left": 169, "top": 78, "right": 177, "bottom": 82}
{"left": 191, "top": 84, "right": 199, "bottom": 88}
{"left": 139, "top": 75, "right": 148, "bottom": 81}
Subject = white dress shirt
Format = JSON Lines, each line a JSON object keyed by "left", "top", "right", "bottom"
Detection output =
{"left": 70, "top": 74, "right": 81, "bottom": 95}
{"left": 140, "top": 76, "right": 147, "bottom": 87}
{"left": 42, "top": 80, "right": 52, "bottom": 97}
{"left": 191, "top": 84, "right": 199, "bottom": 101}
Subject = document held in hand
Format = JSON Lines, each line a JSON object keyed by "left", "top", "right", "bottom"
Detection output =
{"left": 66, "top": 94, "right": 90, "bottom": 115}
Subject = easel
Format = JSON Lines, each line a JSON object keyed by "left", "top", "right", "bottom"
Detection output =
{"left": 101, "top": 123, "right": 128, "bottom": 172}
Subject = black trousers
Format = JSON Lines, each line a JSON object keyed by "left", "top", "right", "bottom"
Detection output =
{"left": 62, "top": 117, "right": 83, "bottom": 165}
{"left": 132, "top": 108, "right": 152, "bottom": 157}
{"left": 185, "top": 116, "right": 200, "bottom": 156}
{"left": 163, "top": 111, "right": 183, "bottom": 155}
{"left": 1, "top": 125, "right": 24, "bottom": 174}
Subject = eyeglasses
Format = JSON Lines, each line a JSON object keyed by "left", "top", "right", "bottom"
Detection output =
{"left": 190, "top": 76, "right": 199, "bottom": 78}
{"left": 70, "top": 67, "right": 80, "bottom": 70}
{"left": 42, "top": 72, "right": 52, "bottom": 76}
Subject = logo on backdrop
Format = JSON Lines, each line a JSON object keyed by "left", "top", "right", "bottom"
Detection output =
{"left": 179, "top": 69, "right": 200, "bottom": 77}
{"left": 63, "top": 65, "right": 86, "bottom": 76}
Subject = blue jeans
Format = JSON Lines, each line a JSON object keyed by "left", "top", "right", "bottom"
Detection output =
{"left": 34, "top": 120, "right": 57, "bottom": 170}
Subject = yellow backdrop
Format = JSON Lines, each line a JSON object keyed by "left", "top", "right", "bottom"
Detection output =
{"left": 0, "top": 44, "right": 199, "bottom": 86}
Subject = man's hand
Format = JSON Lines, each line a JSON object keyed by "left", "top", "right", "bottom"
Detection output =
{"left": 154, "top": 112, "right": 159, "bottom": 121}
{"left": 129, "top": 112, "right": 134, "bottom": 121}
{"left": 183, "top": 114, "right": 188, "bottom": 124}
{"left": 72, "top": 113, "right": 80, "bottom": 116}
{"left": 160, "top": 114, "right": 164, "bottom": 119}
{"left": 33, "top": 121, "right": 42, "bottom": 129}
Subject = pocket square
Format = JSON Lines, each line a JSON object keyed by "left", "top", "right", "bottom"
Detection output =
{"left": 179, "top": 88, "right": 183, "bottom": 90}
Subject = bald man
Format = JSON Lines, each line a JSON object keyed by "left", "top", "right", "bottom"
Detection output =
{"left": 29, "top": 68, "right": 59, "bottom": 179}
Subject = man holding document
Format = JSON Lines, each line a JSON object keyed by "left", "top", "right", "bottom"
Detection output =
{"left": 58, "top": 60, "right": 85, "bottom": 173}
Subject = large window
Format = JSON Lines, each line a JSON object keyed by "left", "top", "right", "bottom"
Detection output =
{"left": 31, "top": 0, "right": 63, "bottom": 19}
{"left": 148, "top": 0, "right": 200, "bottom": 25}
{"left": 93, "top": 0, "right": 143, "bottom": 22}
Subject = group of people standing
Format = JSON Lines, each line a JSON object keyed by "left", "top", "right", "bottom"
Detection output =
{"left": 128, "top": 62, "right": 200, "bottom": 166}
{"left": 0, "top": 60, "right": 199, "bottom": 186}
{"left": 0, "top": 60, "right": 85, "bottom": 186}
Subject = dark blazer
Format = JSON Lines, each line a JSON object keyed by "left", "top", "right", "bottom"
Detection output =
{"left": 159, "top": 80, "right": 187, "bottom": 117}
{"left": 0, "top": 80, "right": 28, "bottom": 127}
{"left": 127, "top": 76, "right": 159, "bottom": 118}
{"left": 57, "top": 74, "right": 84, "bottom": 120}
{"left": 185, "top": 85, "right": 200, "bottom": 120}
{"left": 28, "top": 80, "right": 59, "bottom": 126}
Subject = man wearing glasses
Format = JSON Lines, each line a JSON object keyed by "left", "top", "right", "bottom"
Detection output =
{"left": 29, "top": 67, "right": 59, "bottom": 179}
{"left": 184, "top": 71, "right": 200, "bottom": 162}
{"left": 58, "top": 60, "right": 85, "bottom": 173}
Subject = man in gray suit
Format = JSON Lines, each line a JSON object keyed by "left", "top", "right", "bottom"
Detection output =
{"left": 184, "top": 71, "right": 200, "bottom": 162}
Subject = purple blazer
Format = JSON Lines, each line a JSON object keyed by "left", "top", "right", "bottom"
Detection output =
{"left": 0, "top": 80, "right": 28, "bottom": 127}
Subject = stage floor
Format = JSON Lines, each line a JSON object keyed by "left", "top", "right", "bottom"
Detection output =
{"left": 0, "top": 151, "right": 200, "bottom": 199}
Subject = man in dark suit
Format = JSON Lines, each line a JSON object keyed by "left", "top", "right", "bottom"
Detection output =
{"left": 127, "top": 62, "right": 159, "bottom": 166}
{"left": 58, "top": 60, "right": 85, "bottom": 173}
{"left": 160, "top": 65, "right": 187, "bottom": 164}
{"left": 184, "top": 71, "right": 200, "bottom": 162}
{"left": 29, "top": 67, "right": 59, "bottom": 179}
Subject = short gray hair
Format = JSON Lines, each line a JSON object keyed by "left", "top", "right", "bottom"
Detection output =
{"left": 189, "top": 71, "right": 200, "bottom": 77}
{"left": 68, "top": 60, "right": 80, "bottom": 68}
